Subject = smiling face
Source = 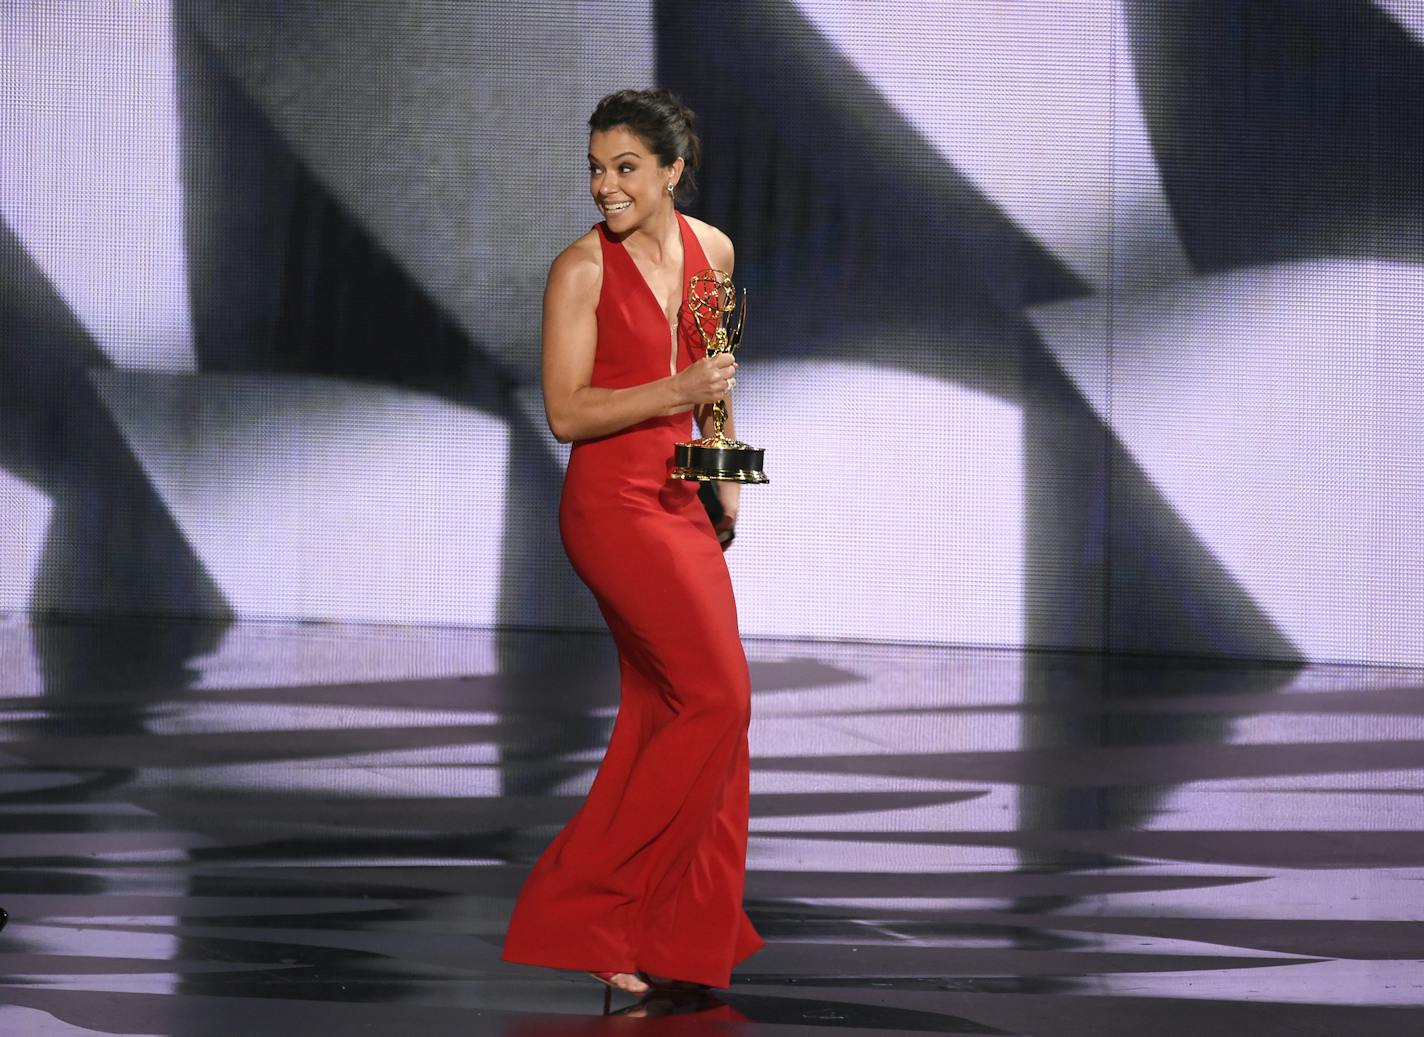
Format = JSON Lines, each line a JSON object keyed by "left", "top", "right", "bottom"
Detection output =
{"left": 588, "top": 125, "right": 682, "bottom": 231}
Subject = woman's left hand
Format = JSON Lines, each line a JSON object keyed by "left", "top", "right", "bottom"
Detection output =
{"left": 715, "top": 483, "right": 741, "bottom": 551}
{"left": 714, "top": 515, "right": 736, "bottom": 549}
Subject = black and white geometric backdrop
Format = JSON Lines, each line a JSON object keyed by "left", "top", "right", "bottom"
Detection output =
{"left": 3, "top": 0, "right": 1422, "bottom": 666}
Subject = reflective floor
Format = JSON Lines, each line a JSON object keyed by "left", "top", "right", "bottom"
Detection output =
{"left": 1, "top": 617, "right": 1422, "bottom": 1035}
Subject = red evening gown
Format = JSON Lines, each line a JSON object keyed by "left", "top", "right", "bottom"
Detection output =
{"left": 501, "top": 213, "right": 764, "bottom": 988}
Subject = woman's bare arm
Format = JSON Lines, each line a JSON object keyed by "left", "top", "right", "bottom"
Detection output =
{"left": 542, "top": 239, "right": 734, "bottom": 444}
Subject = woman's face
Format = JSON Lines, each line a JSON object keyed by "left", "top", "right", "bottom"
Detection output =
{"left": 588, "top": 125, "right": 680, "bottom": 231}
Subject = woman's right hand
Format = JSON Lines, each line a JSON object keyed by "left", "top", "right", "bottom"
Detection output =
{"left": 673, "top": 353, "right": 738, "bottom": 406}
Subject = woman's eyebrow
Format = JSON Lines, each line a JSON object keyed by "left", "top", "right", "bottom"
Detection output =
{"left": 589, "top": 151, "right": 641, "bottom": 162}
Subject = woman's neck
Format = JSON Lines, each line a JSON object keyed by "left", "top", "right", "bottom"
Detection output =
{"left": 617, "top": 205, "right": 680, "bottom": 257}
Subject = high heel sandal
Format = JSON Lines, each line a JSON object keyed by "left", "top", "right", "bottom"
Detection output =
{"left": 638, "top": 971, "right": 711, "bottom": 992}
{"left": 588, "top": 971, "right": 649, "bottom": 1014}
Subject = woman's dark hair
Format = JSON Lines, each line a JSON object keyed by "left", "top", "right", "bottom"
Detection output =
{"left": 589, "top": 88, "right": 701, "bottom": 203}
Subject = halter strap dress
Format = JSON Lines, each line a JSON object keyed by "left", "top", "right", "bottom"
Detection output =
{"left": 501, "top": 212, "right": 764, "bottom": 987}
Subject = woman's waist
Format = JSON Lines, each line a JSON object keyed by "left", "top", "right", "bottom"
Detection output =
{"left": 571, "top": 414, "right": 692, "bottom": 452}
{"left": 564, "top": 425, "right": 699, "bottom": 497}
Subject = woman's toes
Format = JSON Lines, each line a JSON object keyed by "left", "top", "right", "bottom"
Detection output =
{"left": 616, "top": 972, "right": 649, "bottom": 994}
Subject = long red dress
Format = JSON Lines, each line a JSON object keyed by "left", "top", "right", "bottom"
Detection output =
{"left": 501, "top": 213, "right": 764, "bottom": 988}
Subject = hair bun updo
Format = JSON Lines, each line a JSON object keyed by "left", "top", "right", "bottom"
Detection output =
{"left": 589, "top": 88, "right": 702, "bottom": 204}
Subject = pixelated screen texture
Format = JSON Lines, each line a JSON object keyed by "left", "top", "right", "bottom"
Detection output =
{"left": 1, "top": 0, "right": 193, "bottom": 370}
{"left": 1, "top": 1, "right": 1421, "bottom": 665}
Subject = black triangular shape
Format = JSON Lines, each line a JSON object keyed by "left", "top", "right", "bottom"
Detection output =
{"left": 0, "top": 219, "right": 231, "bottom": 627}
{"left": 658, "top": 0, "right": 1088, "bottom": 316}
{"left": 1127, "top": 0, "right": 1424, "bottom": 272}
{"left": 1108, "top": 432, "right": 1300, "bottom": 661}
{"left": 173, "top": 10, "right": 509, "bottom": 408}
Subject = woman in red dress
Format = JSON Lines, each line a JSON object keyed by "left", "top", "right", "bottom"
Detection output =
{"left": 501, "top": 90, "right": 764, "bottom": 996}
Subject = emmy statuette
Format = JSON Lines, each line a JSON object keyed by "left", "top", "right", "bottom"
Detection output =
{"left": 672, "top": 269, "right": 769, "bottom": 484}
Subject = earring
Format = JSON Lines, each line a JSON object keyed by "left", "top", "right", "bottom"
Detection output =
{"left": 667, "top": 182, "right": 675, "bottom": 195}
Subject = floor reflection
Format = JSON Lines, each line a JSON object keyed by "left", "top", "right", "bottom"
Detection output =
{"left": 1, "top": 619, "right": 1422, "bottom": 1036}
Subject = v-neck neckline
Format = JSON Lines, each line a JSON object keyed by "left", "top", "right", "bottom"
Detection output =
{"left": 615, "top": 212, "right": 686, "bottom": 332}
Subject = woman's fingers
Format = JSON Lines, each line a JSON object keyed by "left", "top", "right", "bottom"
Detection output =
{"left": 697, "top": 356, "right": 736, "bottom": 402}
{"left": 675, "top": 355, "right": 740, "bottom": 405}
{"left": 671, "top": 355, "right": 737, "bottom": 405}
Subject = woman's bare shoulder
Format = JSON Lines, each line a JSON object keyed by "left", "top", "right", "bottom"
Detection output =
{"left": 548, "top": 228, "right": 604, "bottom": 297}
{"left": 683, "top": 214, "right": 735, "bottom": 272}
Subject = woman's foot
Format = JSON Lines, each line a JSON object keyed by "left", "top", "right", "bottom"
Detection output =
{"left": 588, "top": 971, "right": 650, "bottom": 995}
{"left": 639, "top": 971, "right": 711, "bottom": 991}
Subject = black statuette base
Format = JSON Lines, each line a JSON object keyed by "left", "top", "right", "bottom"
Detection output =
{"left": 671, "top": 442, "right": 769, "bottom": 483}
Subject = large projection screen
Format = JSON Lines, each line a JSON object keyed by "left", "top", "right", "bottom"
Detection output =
{"left": 2, "top": 1, "right": 1421, "bottom": 667}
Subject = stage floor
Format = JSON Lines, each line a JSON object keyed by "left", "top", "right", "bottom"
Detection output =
{"left": 1, "top": 618, "right": 1421, "bottom": 1035}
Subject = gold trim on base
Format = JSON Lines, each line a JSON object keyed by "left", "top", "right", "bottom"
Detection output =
{"left": 671, "top": 468, "right": 770, "bottom": 484}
